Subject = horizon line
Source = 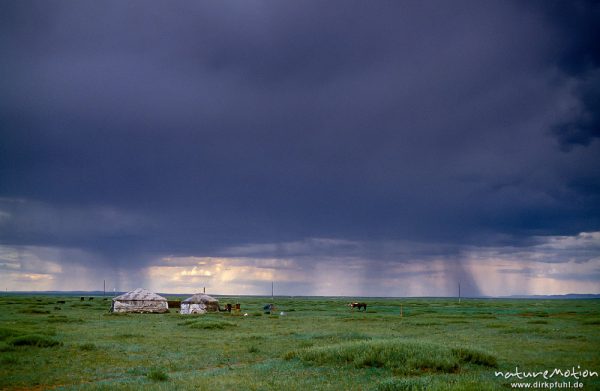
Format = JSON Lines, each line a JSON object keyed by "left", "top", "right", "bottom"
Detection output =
{"left": 3, "top": 290, "right": 600, "bottom": 299}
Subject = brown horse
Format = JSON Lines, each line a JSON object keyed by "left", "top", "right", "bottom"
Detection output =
{"left": 348, "top": 302, "right": 367, "bottom": 311}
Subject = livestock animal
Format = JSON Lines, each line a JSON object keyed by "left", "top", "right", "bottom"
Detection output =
{"left": 263, "top": 303, "right": 275, "bottom": 314}
{"left": 348, "top": 302, "right": 367, "bottom": 311}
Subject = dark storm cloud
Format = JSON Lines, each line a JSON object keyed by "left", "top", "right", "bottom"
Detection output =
{"left": 0, "top": 0, "right": 599, "bottom": 283}
{"left": 540, "top": 0, "right": 600, "bottom": 149}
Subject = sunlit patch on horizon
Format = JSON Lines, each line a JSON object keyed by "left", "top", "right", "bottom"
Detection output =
{"left": 146, "top": 256, "right": 306, "bottom": 294}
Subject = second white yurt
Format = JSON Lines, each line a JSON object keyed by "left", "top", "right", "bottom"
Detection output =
{"left": 180, "top": 293, "right": 219, "bottom": 314}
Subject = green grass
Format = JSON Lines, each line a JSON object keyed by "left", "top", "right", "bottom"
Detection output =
{"left": 19, "top": 307, "right": 51, "bottom": 314}
{"left": 147, "top": 368, "right": 169, "bottom": 381}
{"left": 582, "top": 319, "right": 600, "bottom": 325}
{"left": 376, "top": 374, "right": 499, "bottom": 391}
{"left": 526, "top": 319, "right": 548, "bottom": 324}
{"left": 46, "top": 315, "right": 84, "bottom": 323}
{"left": 0, "top": 327, "right": 21, "bottom": 340}
{"left": 181, "top": 318, "right": 237, "bottom": 329}
{"left": 79, "top": 342, "right": 97, "bottom": 351}
{"left": 284, "top": 340, "right": 497, "bottom": 374}
{"left": 0, "top": 295, "right": 598, "bottom": 390}
{"left": 284, "top": 340, "right": 462, "bottom": 373}
{"left": 8, "top": 334, "right": 62, "bottom": 348}
{"left": 0, "top": 354, "right": 19, "bottom": 365}
{"left": 452, "top": 347, "right": 497, "bottom": 367}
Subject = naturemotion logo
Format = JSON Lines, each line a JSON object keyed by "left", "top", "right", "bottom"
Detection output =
{"left": 495, "top": 366, "right": 598, "bottom": 380}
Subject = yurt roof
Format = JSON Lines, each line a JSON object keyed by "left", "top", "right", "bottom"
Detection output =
{"left": 113, "top": 288, "right": 167, "bottom": 301}
{"left": 183, "top": 293, "right": 219, "bottom": 304}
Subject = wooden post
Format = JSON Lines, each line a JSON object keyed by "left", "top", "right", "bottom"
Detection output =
{"left": 400, "top": 304, "right": 403, "bottom": 317}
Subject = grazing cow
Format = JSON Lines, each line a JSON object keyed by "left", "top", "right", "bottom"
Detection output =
{"left": 263, "top": 303, "right": 275, "bottom": 314}
{"left": 348, "top": 302, "right": 367, "bottom": 311}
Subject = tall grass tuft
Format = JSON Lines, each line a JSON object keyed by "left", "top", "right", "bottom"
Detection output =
{"left": 114, "top": 333, "right": 139, "bottom": 339}
{"left": 0, "top": 327, "right": 21, "bottom": 341}
{"left": 0, "top": 342, "right": 16, "bottom": 352}
{"left": 79, "top": 343, "right": 96, "bottom": 351}
{"left": 186, "top": 320, "right": 237, "bottom": 330}
{"left": 177, "top": 319, "right": 199, "bottom": 326}
{"left": 8, "top": 334, "right": 62, "bottom": 348}
{"left": 451, "top": 347, "right": 497, "bottom": 367}
{"left": 582, "top": 319, "right": 600, "bottom": 325}
{"left": 19, "top": 308, "right": 51, "bottom": 314}
{"left": 527, "top": 320, "right": 548, "bottom": 325}
{"left": 0, "top": 354, "right": 19, "bottom": 365}
{"left": 46, "top": 315, "right": 84, "bottom": 323}
{"left": 147, "top": 368, "right": 169, "bottom": 381}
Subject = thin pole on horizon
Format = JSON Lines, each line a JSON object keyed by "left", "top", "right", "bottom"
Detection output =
{"left": 271, "top": 281, "right": 274, "bottom": 301}
{"left": 458, "top": 282, "right": 461, "bottom": 304}
{"left": 103, "top": 280, "right": 105, "bottom": 297}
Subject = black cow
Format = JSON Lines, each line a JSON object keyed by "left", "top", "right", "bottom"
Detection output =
{"left": 348, "top": 302, "right": 367, "bottom": 311}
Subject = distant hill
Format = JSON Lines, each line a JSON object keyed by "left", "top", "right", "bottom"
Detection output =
{"left": 2, "top": 290, "right": 114, "bottom": 296}
{"left": 502, "top": 293, "right": 600, "bottom": 299}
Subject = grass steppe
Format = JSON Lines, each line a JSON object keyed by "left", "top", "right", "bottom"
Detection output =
{"left": 0, "top": 295, "right": 599, "bottom": 390}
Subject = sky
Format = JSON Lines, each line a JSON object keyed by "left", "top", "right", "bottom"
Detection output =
{"left": 1, "top": 1, "right": 599, "bottom": 297}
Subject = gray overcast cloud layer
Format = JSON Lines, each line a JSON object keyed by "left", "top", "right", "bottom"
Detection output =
{"left": 0, "top": 1, "right": 599, "bottom": 294}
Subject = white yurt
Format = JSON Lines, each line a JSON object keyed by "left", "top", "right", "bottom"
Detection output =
{"left": 111, "top": 288, "right": 168, "bottom": 313}
{"left": 180, "top": 293, "right": 219, "bottom": 314}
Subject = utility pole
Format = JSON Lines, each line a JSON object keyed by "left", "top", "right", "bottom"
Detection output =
{"left": 458, "top": 282, "right": 461, "bottom": 304}
{"left": 103, "top": 280, "right": 106, "bottom": 297}
{"left": 271, "top": 281, "right": 274, "bottom": 301}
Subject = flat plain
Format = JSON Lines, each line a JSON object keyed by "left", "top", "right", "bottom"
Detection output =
{"left": 1, "top": 295, "right": 599, "bottom": 390}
